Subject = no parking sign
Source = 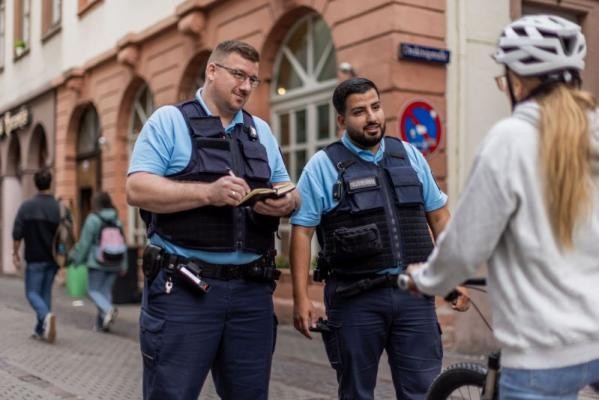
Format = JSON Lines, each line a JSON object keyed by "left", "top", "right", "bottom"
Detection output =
{"left": 399, "top": 100, "right": 442, "bottom": 157}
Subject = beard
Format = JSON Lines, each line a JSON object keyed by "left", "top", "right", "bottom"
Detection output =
{"left": 347, "top": 122, "right": 386, "bottom": 148}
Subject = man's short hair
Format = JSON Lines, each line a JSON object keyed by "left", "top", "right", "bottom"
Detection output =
{"left": 208, "top": 40, "right": 260, "bottom": 64}
{"left": 332, "top": 77, "right": 380, "bottom": 115}
{"left": 34, "top": 168, "right": 52, "bottom": 191}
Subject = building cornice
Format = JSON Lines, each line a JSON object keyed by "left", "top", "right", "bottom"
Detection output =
{"left": 0, "top": 82, "right": 55, "bottom": 115}
{"left": 3, "top": 0, "right": 233, "bottom": 111}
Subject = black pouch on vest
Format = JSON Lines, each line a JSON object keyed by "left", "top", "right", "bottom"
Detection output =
{"left": 142, "top": 244, "right": 163, "bottom": 283}
{"left": 332, "top": 223, "right": 383, "bottom": 259}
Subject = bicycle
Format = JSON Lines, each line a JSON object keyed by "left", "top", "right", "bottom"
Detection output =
{"left": 398, "top": 276, "right": 499, "bottom": 400}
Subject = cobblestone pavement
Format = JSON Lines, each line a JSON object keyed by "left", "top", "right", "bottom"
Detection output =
{"left": 1, "top": 275, "right": 598, "bottom": 400}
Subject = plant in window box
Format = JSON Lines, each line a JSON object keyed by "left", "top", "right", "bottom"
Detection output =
{"left": 15, "top": 39, "right": 27, "bottom": 56}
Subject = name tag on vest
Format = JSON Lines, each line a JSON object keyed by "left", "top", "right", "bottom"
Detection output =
{"left": 348, "top": 177, "right": 378, "bottom": 191}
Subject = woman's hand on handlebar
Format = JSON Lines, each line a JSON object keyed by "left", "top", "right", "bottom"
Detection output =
{"left": 404, "top": 263, "right": 471, "bottom": 312}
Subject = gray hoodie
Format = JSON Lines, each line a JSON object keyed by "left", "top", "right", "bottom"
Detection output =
{"left": 413, "top": 101, "right": 599, "bottom": 369}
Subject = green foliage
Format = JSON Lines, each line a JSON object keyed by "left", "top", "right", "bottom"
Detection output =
{"left": 14, "top": 39, "right": 27, "bottom": 49}
{"left": 275, "top": 255, "right": 289, "bottom": 269}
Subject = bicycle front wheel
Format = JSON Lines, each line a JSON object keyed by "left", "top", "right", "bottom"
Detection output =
{"left": 427, "top": 362, "right": 487, "bottom": 400}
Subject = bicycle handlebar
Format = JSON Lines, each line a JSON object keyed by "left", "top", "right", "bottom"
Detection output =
{"left": 461, "top": 278, "right": 486, "bottom": 286}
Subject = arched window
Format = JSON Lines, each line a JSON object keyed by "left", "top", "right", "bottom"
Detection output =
{"left": 77, "top": 107, "right": 101, "bottom": 157}
{"left": 76, "top": 106, "right": 102, "bottom": 222}
{"left": 29, "top": 125, "right": 48, "bottom": 170}
{"left": 178, "top": 51, "right": 209, "bottom": 101}
{"left": 270, "top": 14, "right": 338, "bottom": 257}
{"left": 128, "top": 84, "right": 154, "bottom": 247}
{"left": 6, "top": 135, "right": 21, "bottom": 177}
{"left": 271, "top": 14, "right": 338, "bottom": 182}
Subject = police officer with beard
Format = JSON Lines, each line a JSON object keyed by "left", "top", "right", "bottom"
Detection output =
{"left": 127, "top": 40, "right": 299, "bottom": 400}
{"left": 289, "top": 78, "right": 468, "bottom": 399}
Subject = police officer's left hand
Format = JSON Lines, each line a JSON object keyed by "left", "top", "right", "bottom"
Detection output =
{"left": 253, "top": 190, "right": 298, "bottom": 217}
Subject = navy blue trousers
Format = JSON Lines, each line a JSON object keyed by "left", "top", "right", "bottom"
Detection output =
{"left": 140, "top": 269, "right": 277, "bottom": 400}
{"left": 323, "top": 278, "right": 442, "bottom": 400}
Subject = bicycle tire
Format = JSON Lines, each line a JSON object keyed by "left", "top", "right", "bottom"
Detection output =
{"left": 427, "top": 362, "right": 488, "bottom": 400}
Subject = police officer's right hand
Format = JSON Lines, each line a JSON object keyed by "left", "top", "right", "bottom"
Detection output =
{"left": 208, "top": 175, "right": 251, "bottom": 207}
{"left": 293, "top": 296, "right": 316, "bottom": 339}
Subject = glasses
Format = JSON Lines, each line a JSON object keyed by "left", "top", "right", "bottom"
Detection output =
{"left": 495, "top": 74, "right": 508, "bottom": 92}
{"left": 214, "top": 63, "right": 261, "bottom": 88}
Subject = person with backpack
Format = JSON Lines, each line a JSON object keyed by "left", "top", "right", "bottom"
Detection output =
{"left": 69, "top": 192, "right": 128, "bottom": 332}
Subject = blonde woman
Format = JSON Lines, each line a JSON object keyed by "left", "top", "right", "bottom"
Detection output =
{"left": 405, "top": 15, "right": 599, "bottom": 399}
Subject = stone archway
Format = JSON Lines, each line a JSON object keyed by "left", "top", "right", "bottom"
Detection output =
{"left": 177, "top": 49, "right": 211, "bottom": 102}
{"left": 74, "top": 104, "right": 102, "bottom": 229}
{"left": 1, "top": 136, "right": 23, "bottom": 274}
{"left": 27, "top": 124, "right": 49, "bottom": 170}
{"left": 116, "top": 77, "right": 155, "bottom": 248}
{"left": 259, "top": 7, "right": 338, "bottom": 260}
{"left": 21, "top": 124, "right": 49, "bottom": 199}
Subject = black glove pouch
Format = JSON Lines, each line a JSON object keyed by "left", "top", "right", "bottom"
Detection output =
{"left": 332, "top": 223, "right": 383, "bottom": 259}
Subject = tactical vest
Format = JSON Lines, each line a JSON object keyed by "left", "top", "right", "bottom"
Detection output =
{"left": 142, "top": 100, "right": 279, "bottom": 253}
{"left": 316, "top": 137, "right": 434, "bottom": 277}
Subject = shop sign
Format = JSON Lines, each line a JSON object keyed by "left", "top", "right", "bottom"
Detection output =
{"left": 399, "top": 100, "right": 442, "bottom": 157}
{"left": 0, "top": 106, "right": 31, "bottom": 139}
{"left": 399, "top": 43, "right": 450, "bottom": 64}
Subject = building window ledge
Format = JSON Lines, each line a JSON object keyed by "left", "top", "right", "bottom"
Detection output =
{"left": 42, "top": 24, "right": 62, "bottom": 43}
{"left": 78, "top": 0, "right": 103, "bottom": 18}
{"left": 14, "top": 46, "right": 30, "bottom": 61}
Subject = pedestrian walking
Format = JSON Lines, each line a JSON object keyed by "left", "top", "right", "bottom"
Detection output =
{"left": 289, "top": 77, "right": 468, "bottom": 400}
{"left": 69, "top": 192, "right": 127, "bottom": 332}
{"left": 405, "top": 15, "right": 599, "bottom": 399}
{"left": 127, "top": 40, "right": 299, "bottom": 400}
{"left": 12, "top": 168, "right": 60, "bottom": 343}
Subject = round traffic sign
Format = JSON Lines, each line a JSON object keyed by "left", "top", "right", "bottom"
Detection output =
{"left": 399, "top": 100, "right": 442, "bottom": 157}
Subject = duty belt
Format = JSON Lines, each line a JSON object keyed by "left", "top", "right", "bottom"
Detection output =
{"left": 158, "top": 251, "right": 280, "bottom": 281}
{"left": 334, "top": 274, "right": 399, "bottom": 298}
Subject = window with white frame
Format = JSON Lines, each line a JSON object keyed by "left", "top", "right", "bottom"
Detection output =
{"left": 51, "top": 0, "right": 61, "bottom": 25}
{"left": 0, "top": 0, "right": 5, "bottom": 68}
{"left": 128, "top": 84, "right": 154, "bottom": 247}
{"left": 271, "top": 14, "right": 338, "bottom": 182}
{"left": 13, "top": 0, "right": 30, "bottom": 57}
{"left": 42, "top": 0, "right": 62, "bottom": 36}
{"left": 22, "top": 0, "right": 30, "bottom": 44}
{"left": 270, "top": 14, "right": 338, "bottom": 259}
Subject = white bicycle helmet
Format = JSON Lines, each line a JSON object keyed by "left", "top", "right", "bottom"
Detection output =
{"left": 494, "top": 15, "right": 586, "bottom": 77}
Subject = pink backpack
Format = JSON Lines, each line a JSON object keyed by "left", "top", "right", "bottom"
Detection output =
{"left": 95, "top": 214, "right": 127, "bottom": 266}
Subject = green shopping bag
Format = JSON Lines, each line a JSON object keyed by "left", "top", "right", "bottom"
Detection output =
{"left": 66, "top": 264, "right": 88, "bottom": 298}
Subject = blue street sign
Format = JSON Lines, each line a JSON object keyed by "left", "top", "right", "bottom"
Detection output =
{"left": 399, "top": 43, "right": 451, "bottom": 64}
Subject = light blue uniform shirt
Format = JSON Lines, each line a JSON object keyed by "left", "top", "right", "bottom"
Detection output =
{"left": 128, "top": 89, "right": 290, "bottom": 264}
{"left": 290, "top": 133, "right": 447, "bottom": 273}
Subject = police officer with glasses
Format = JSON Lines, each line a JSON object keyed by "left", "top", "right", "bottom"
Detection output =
{"left": 127, "top": 40, "right": 299, "bottom": 400}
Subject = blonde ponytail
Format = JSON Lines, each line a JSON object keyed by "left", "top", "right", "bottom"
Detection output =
{"left": 537, "top": 84, "right": 596, "bottom": 249}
